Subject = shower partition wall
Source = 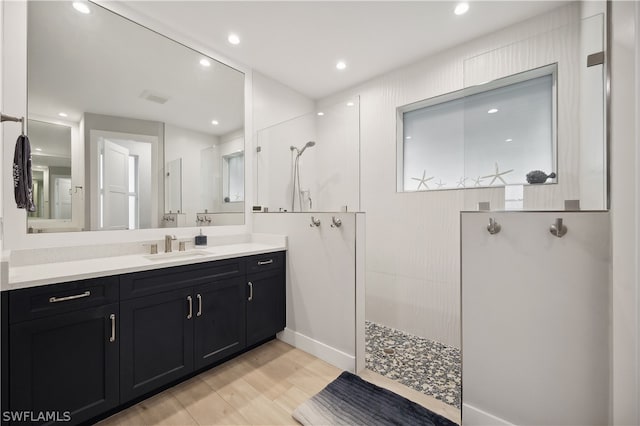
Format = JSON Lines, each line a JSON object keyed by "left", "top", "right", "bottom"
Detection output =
{"left": 256, "top": 97, "right": 360, "bottom": 212}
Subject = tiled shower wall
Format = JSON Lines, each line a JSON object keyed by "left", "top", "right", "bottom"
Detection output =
{"left": 318, "top": 2, "right": 592, "bottom": 348}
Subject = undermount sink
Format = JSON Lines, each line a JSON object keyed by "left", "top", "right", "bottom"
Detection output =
{"left": 144, "top": 250, "right": 211, "bottom": 261}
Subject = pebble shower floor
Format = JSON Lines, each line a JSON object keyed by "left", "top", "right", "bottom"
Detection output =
{"left": 365, "top": 321, "right": 461, "bottom": 409}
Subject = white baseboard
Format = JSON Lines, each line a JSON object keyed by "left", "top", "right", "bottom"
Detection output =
{"left": 277, "top": 327, "right": 355, "bottom": 372}
{"left": 463, "top": 403, "right": 514, "bottom": 425}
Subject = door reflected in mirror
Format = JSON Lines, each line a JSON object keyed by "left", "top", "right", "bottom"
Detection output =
{"left": 26, "top": 1, "right": 245, "bottom": 233}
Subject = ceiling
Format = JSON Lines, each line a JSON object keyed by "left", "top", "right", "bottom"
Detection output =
{"left": 121, "top": 1, "right": 569, "bottom": 100}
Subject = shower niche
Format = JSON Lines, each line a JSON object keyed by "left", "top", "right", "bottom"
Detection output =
{"left": 255, "top": 97, "right": 360, "bottom": 213}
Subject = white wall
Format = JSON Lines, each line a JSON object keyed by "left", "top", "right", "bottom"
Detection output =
{"left": 318, "top": 3, "right": 586, "bottom": 348}
{"left": 252, "top": 71, "right": 314, "bottom": 211}
{"left": 461, "top": 211, "right": 610, "bottom": 426}
{"left": 254, "top": 212, "right": 365, "bottom": 372}
{"left": 611, "top": 2, "right": 640, "bottom": 425}
{"left": 256, "top": 97, "right": 360, "bottom": 213}
{"left": 256, "top": 112, "right": 317, "bottom": 211}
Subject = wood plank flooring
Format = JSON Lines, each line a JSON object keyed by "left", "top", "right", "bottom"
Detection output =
{"left": 98, "top": 339, "right": 461, "bottom": 425}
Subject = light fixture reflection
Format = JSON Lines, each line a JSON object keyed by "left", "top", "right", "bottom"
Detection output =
{"left": 487, "top": 108, "right": 499, "bottom": 114}
{"left": 72, "top": 2, "right": 91, "bottom": 14}
{"left": 454, "top": 2, "right": 469, "bottom": 15}
{"left": 211, "top": 120, "right": 219, "bottom": 126}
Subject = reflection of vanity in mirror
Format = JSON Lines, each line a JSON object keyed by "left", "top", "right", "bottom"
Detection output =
{"left": 26, "top": 1, "right": 245, "bottom": 233}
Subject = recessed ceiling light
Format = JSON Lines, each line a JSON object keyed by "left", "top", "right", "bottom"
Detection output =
{"left": 336, "top": 61, "right": 347, "bottom": 70}
{"left": 34, "top": 147, "right": 43, "bottom": 152}
{"left": 58, "top": 112, "right": 68, "bottom": 118}
{"left": 317, "top": 112, "right": 325, "bottom": 116}
{"left": 72, "top": 2, "right": 91, "bottom": 14}
{"left": 505, "top": 138, "right": 513, "bottom": 142}
{"left": 346, "top": 102, "right": 355, "bottom": 107}
{"left": 211, "top": 120, "right": 219, "bottom": 126}
{"left": 487, "top": 108, "right": 499, "bottom": 114}
{"left": 228, "top": 33, "right": 240, "bottom": 45}
{"left": 405, "top": 136, "right": 412, "bottom": 140}
{"left": 454, "top": 2, "right": 469, "bottom": 15}
{"left": 199, "top": 58, "right": 211, "bottom": 67}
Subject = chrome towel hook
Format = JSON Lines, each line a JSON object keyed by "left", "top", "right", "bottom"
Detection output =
{"left": 309, "top": 216, "right": 321, "bottom": 227}
{"left": 487, "top": 217, "right": 501, "bottom": 235}
{"left": 331, "top": 216, "right": 342, "bottom": 228}
{"left": 550, "top": 218, "right": 568, "bottom": 238}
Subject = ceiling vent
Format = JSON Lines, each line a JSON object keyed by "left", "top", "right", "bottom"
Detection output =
{"left": 139, "top": 90, "right": 169, "bottom": 104}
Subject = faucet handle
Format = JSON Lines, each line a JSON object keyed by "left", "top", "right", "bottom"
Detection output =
{"left": 143, "top": 243, "right": 158, "bottom": 254}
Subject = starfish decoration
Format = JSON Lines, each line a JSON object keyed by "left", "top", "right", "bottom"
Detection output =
{"left": 435, "top": 179, "right": 446, "bottom": 189}
{"left": 473, "top": 176, "right": 484, "bottom": 186}
{"left": 456, "top": 177, "right": 468, "bottom": 188}
{"left": 411, "top": 170, "right": 434, "bottom": 191}
{"left": 482, "top": 162, "right": 514, "bottom": 186}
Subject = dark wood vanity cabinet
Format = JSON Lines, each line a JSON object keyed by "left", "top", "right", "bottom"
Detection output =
{"left": 119, "top": 287, "right": 195, "bottom": 402}
{"left": 6, "top": 279, "right": 120, "bottom": 426}
{"left": 3, "top": 251, "right": 285, "bottom": 425}
{"left": 245, "top": 252, "right": 287, "bottom": 346}
{"left": 194, "top": 277, "right": 246, "bottom": 370}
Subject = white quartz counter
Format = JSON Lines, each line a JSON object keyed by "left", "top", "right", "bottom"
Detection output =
{"left": 5, "top": 241, "right": 286, "bottom": 291}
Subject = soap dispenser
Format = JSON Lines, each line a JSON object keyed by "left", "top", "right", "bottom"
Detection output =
{"left": 195, "top": 229, "right": 207, "bottom": 247}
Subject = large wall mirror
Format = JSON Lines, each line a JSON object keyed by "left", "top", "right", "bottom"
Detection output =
{"left": 26, "top": 1, "right": 245, "bottom": 233}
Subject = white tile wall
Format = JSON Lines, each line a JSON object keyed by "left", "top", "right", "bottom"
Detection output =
{"left": 318, "top": 3, "right": 585, "bottom": 348}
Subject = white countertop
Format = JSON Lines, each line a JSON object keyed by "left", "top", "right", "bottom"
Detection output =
{"left": 6, "top": 242, "right": 286, "bottom": 291}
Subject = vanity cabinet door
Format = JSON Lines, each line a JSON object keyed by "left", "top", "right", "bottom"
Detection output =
{"left": 246, "top": 269, "right": 286, "bottom": 347}
{"left": 119, "top": 288, "right": 194, "bottom": 403}
{"left": 193, "top": 277, "right": 246, "bottom": 370}
{"left": 9, "top": 303, "right": 119, "bottom": 425}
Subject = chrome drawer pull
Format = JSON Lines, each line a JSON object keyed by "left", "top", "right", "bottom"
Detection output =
{"left": 109, "top": 314, "right": 116, "bottom": 342}
{"left": 187, "top": 295, "right": 193, "bottom": 319}
{"left": 49, "top": 291, "right": 91, "bottom": 303}
{"left": 248, "top": 282, "right": 253, "bottom": 301}
{"left": 196, "top": 294, "right": 202, "bottom": 317}
{"left": 257, "top": 259, "right": 273, "bottom": 265}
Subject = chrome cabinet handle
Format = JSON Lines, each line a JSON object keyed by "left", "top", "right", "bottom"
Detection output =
{"left": 257, "top": 259, "right": 273, "bottom": 265}
{"left": 187, "top": 295, "right": 193, "bottom": 319}
{"left": 109, "top": 314, "right": 116, "bottom": 342}
{"left": 248, "top": 282, "right": 253, "bottom": 301}
{"left": 196, "top": 294, "right": 202, "bottom": 317}
{"left": 49, "top": 291, "right": 91, "bottom": 303}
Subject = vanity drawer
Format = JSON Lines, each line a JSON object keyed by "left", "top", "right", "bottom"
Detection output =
{"left": 120, "top": 258, "right": 245, "bottom": 300}
{"left": 9, "top": 276, "right": 119, "bottom": 324}
{"left": 246, "top": 251, "right": 285, "bottom": 274}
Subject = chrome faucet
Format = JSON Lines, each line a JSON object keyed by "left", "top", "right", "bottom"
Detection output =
{"left": 164, "top": 235, "right": 177, "bottom": 252}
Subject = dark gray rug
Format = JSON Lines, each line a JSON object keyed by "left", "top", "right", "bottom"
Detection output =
{"left": 293, "top": 371, "right": 458, "bottom": 426}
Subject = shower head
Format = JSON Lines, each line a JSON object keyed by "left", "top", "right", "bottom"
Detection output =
{"left": 298, "top": 141, "right": 316, "bottom": 156}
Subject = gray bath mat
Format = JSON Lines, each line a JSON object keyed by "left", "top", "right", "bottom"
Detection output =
{"left": 293, "top": 371, "right": 458, "bottom": 425}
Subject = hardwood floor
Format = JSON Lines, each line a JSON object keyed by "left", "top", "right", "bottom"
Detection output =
{"left": 98, "top": 339, "right": 461, "bottom": 425}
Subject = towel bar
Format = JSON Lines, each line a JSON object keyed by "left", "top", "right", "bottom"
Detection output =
{"left": 1, "top": 113, "right": 25, "bottom": 136}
